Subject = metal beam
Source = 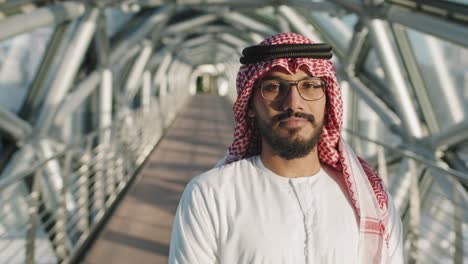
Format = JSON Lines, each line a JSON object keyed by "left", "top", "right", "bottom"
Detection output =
{"left": 387, "top": 5, "right": 468, "bottom": 48}
{"left": 182, "top": 34, "right": 215, "bottom": 48}
{"left": 95, "top": 10, "right": 110, "bottom": 67}
{"left": 141, "top": 0, "right": 336, "bottom": 10}
{"left": 240, "top": 10, "right": 281, "bottom": 32}
{"left": 19, "top": 22, "right": 71, "bottom": 121}
{"left": 364, "top": 0, "right": 385, "bottom": 5}
{"left": 153, "top": 52, "right": 173, "bottom": 97}
{"left": 277, "top": 6, "right": 317, "bottom": 41}
{"left": 54, "top": 71, "right": 101, "bottom": 126}
{"left": 296, "top": 10, "right": 349, "bottom": 60}
{"left": 111, "top": 44, "right": 141, "bottom": 74}
{"left": 187, "top": 25, "right": 250, "bottom": 38}
{"left": 345, "top": 21, "right": 368, "bottom": 72}
{"left": 430, "top": 121, "right": 468, "bottom": 150}
{"left": 216, "top": 33, "right": 246, "bottom": 52}
{"left": 0, "top": 0, "right": 45, "bottom": 16}
{"left": 125, "top": 40, "right": 153, "bottom": 101}
{"left": 214, "top": 42, "right": 238, "bottom": 56}
{"left": 283, "top": 0, "right": 337, "bottom": 11}
{"left": 95, "top": 9, "right": 113, "bottom": 145}
{"left": 0, "top": 106, "right": 32, "bottom": 142}
{"left": 179, "top": 38, "right": 237, "bottom": 57}
{"left": 249, "top": 32, "right": 264, "bottom": 43}
{"left": 344, "top": 127, "right": 468, "bottom": 184}
{"left": 424, "top": 34, "right": 464, "bottom": 124}
{"left": 34, "top": 9, "right": 99, "bottom": 135}
{"left": 331, "top": 0, "right": 468, "bottom": 48}
{"left": 147, "top": 51, "right": 166, "bottom": 72}
{"left": 388, "top": 0, "right": 468, "bottom": 23}
{"left": 329, "top": 0, "right": 365, "bottom": 15}
{"left": 339, "top": 67, "right": 402, "bottom": 130}
{"left": 392, "top": 24, "right": 440, "bottom": 134}
{"left": 276, "top": 10, "right": 291, "bottom": 33}
{"left": 0, "top": 144, "right": 36, "bottom": 185}
{"left": 165, "top": 13, "right": 218, "bottom": 34}
{"left": 141, "top": 0, "right": 269, "bottom": 7}
{"left": 222, "top": 11, "right": 277, "bottom": 36}
{"left": 368, "top": 19, "right": 424, "bottom": 138}
{"left": 142, "top": 70, "right": 152, "bottom": 111}
{"left": 0, "top": 2, "right": 85, "bottom": 41}
{"left": 182, "top": 45, "right": 215, "bottom": 57}
{"left": 99, "top": 69, "right": 113, "bottom": 144}
{"left": 341, "top": 80, "right": 357, "bottom": 146}
{"left": 110, "top": 6, "right": 173, "bottom": 64}
{"left": 179, "top": 41, "right": 238, "bottom": 65}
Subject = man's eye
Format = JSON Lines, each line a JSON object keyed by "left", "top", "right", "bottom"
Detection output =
{"left": 263, "top": 84, "right": 280, "bottom": 91}
{"left": 301, "top": 81, "right": 321, "bottom": 89}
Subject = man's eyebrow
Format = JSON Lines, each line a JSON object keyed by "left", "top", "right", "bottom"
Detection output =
{"left": 261, "top": 76, "right": 317, "bottom": 81}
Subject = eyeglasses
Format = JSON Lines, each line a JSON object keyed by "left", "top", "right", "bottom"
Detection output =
{"left": 258, "top": 78, "right": 326, "bottom": 102}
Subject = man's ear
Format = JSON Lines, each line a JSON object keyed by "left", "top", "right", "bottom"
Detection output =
{"left": 247, "top": 83, "right": 258, "bottom": 118}
{"left": 247, "top": 107, "right": 255, "bottom": 118}
{"left": 247, "top": 98, "right": 256, "bottom": 118}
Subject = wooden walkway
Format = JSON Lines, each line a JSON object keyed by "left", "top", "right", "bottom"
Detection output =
{"left": 83, "top": 94, "right": 234, "bottom": 264}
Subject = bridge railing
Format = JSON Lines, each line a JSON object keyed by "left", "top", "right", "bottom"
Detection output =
{"left": 344, "top": 129, "right": 467, "bottom": 264}
{"left": 0, "top": 93, "right": 189, "bottom": 263}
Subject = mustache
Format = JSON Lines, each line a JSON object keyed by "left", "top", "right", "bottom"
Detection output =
{"left": 272, "top": 109, "right": 315, "bottom": 124}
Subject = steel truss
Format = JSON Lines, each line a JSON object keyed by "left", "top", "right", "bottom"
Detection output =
{"left": 0, "top": 0, "right": 467, "bottom": 263}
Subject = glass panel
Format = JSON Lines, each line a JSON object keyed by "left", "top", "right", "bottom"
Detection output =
{"left": 456, "top": 142, "right": 468, "bottom": 168}
{"left": 406, "top": 28, "right": 468, "bottom": 128}
{"left": 440, "top": 0, "right": 468, "bottom": 5}
{"left": 0, "top": 181, "right": 57, "bottom": 262}
{"left": 0, "top": 140, "right": 4, "bottom": 163}
{"left": 0, "top": 26, "right": 54, "bottom": 113}
{"left": 309, "top": 12, "right": 353, "bottom": 50}
{"left": 105, "top": 8, "right": 136, "bottom": 37}
{"left": 358, "top": 99, "right": 401, "bottom": 157}
{"left": 363, "top": 23, "right": 405, "bottom": 86}
{"left": 362, "top": 50, "right": 397, "bottom": 109}
{"left": 386, "top": 0, "right": 468, "bottom": 6}
{"left": 254, "top": 6, "right": 275, "bottom": 20}
{"left": 363, "top": 50, "right": 387, "bottom": 82}
{"left": 340, "top": 13, "right": 358, "bottom": 31}
{"left": 342, "top": 82, "right": 401, "bottom": 159}
{"left": 356, "top": 97, "right": 402, "bottom": 157}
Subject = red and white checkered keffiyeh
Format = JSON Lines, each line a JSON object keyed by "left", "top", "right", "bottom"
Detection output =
{"left": 222, "top": 33, "right": 398, "bottom": 262}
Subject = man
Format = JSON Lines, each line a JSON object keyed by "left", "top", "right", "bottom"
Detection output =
{"left": 169, "top": 33, "right": 404, "bottom": 263}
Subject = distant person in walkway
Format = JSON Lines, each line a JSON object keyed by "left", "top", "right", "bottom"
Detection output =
{"left": 169, "top": 33, "right": 404, "bottom": 263}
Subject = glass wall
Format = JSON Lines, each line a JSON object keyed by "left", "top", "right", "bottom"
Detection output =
{"left": 0, "top": 27, "right": 54, "bottom": 113}
{"left": 406, "top": 28, "right": 467, "bottom": 128}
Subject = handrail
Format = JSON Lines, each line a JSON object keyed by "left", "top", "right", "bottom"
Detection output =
{"left": 343, "top": 128, "right": 468, "bottom": 184}
{"left": 0, "top": 92, "right": 188, "bottom": 263}
{"left": 345, "top": 127, "right": 467, "bottom": 263}
{"left": 0, "top": 108, "right": 136, "bottom": 192}
{"left": 0, "top": 2, "right": 85, "bottom": 41}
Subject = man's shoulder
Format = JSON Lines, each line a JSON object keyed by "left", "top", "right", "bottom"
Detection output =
{"left": 187, "top": 157, "right": 257, "bottom": 193}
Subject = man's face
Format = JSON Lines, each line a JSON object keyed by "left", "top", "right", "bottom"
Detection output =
{"left": 249, "top": 67, "right": 326, "bottom": 160}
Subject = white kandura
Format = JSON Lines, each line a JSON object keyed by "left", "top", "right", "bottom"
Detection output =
{"left": 169, "top": 156, "right": 403, "bottom": 264}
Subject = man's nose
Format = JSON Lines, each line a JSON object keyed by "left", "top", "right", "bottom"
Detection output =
{"left": 281, "top": 85, "right": 304, "bottom": 111}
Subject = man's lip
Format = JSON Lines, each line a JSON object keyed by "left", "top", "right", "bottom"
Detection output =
{"left": 278, "top": 117, "right": 308, "bottom": 127}
{"left": 280, "top": 117, "right": 306, "bottom": 122}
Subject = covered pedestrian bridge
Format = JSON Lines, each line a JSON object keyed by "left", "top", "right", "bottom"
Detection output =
{"left": 0, "top": 0, "right": 467, "bottom": 263}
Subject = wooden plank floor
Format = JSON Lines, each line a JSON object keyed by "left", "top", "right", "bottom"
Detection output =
{"left": 83, "top": 94, "right": 234, "bottom": 264}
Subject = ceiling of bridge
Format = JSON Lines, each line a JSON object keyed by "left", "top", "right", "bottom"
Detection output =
{"left": 0, "top": 1, "right": 466, "bottom": 170}
{"left": 0, "top": 1, "right": 468, "bottom": 262}
{"left": 0, "top": 0, "right": 466, "bottom": 165}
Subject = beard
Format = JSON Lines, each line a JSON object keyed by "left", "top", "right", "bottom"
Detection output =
{"left": 255, "top": 109, "right": 323, "bottom": 160}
